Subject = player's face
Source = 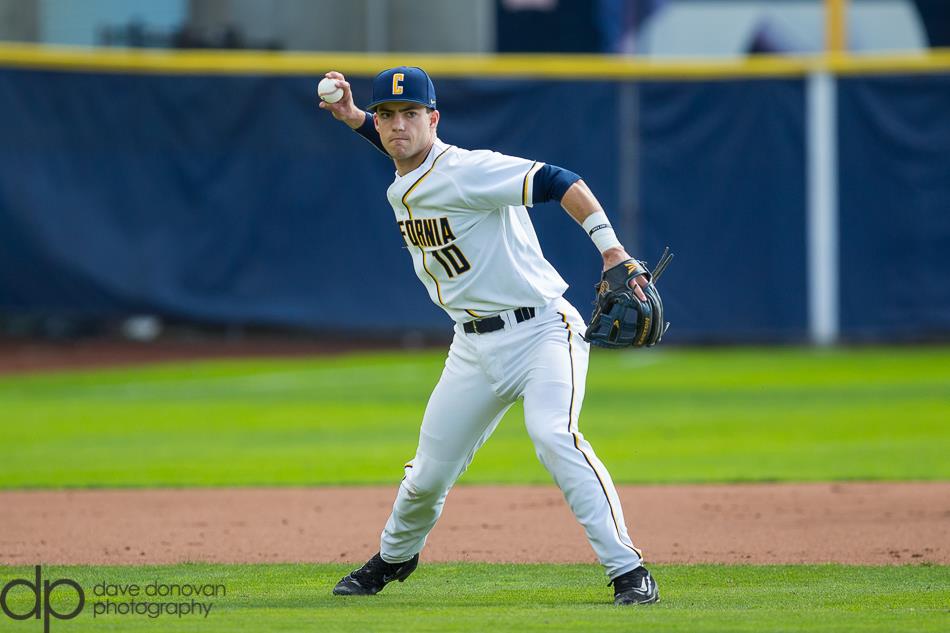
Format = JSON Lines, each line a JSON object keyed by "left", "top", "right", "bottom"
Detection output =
{"left": 374, "top": 103, "right": 438, "bottom": 163}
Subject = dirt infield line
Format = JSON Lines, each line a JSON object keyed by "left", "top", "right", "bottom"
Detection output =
{"left": 0, "top": 339, "right": 404, "bottom": 375}
{"left": 2, "top": 482, "right": 947, "bottom": 566}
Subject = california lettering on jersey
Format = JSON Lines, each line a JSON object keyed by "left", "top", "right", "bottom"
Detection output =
{"left": 397, "top": 217, "right": 456, "bottom": 248}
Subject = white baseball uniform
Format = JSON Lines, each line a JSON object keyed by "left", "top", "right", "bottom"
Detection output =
{"left": 379, "top": 137, "right": 643, "bottom": 579}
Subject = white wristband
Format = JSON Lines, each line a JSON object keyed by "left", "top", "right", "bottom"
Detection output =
{"left": 581, "top": 211, "right": 622, "bottom": 254}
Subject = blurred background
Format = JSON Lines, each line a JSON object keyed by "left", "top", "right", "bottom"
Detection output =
{"left": 0, "top": 0, "right": 948, "bottom": 353}
{"left": 1, "top": 0, "right": 948, "bottom": 53}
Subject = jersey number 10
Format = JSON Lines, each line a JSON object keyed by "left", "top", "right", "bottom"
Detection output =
{"left": 431, "top": 244, "right": 471, "bottom": 278}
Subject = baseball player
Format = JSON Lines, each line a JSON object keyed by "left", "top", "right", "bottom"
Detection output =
{"left": 319, "top": 66, "right": 659, "bottom": 606}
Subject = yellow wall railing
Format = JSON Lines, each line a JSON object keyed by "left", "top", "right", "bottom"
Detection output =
{"left": 1, "top": 42, "right": 950, "bottom": 79}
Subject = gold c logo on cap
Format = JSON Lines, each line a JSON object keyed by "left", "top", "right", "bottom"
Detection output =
{"left": 392, "top": 73, "right": 405, "bottom": 95}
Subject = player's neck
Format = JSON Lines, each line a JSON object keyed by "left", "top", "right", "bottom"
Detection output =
{"left": 394, "top": 140, "right": 435, "bottom": 176}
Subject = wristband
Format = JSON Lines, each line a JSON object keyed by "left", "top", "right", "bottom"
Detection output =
{"left": 582, "top": 212, "right": 622, "bottom": 254}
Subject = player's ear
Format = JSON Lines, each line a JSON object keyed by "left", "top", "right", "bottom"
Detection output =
{"left": 429, "top": 108, "right": 439, "bottom": 129}
{"left": 373, "top": 112, "right": 380, "bottom": 130}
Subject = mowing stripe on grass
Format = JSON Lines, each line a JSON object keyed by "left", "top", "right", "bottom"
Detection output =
{"left": 0, "top": 347, "right": 948, "bottom": 487}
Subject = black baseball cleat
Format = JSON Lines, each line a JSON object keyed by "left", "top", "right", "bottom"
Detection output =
{"left": 332, "top": 552, "right": 419, "bottom": 596}
{"left": 611, "top": 565, "right": 659, "bottom": 606}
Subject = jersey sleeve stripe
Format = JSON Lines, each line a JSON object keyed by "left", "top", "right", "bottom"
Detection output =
{"left": 522, "top": 161, "right": 544, "bottom": 207}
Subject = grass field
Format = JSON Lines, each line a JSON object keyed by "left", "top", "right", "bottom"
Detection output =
{"left": 1, "top": 347, "right": 948, "bottom": 488}
{"left": 0, "top": 563, "right": 946, "bottom": 633}
{"left": 3, "top": 346, "right": 948, "bottom": 632}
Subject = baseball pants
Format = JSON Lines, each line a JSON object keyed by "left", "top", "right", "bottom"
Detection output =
{"left": 379, "top": 296, "right": 643, "bottom": 579}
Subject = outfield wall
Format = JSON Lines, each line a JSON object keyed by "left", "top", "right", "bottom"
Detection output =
{"left": 0, "top": 46, "right": 948, "bottom": 342}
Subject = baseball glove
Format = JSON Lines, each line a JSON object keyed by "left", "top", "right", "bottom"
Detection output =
{"left": 584, "top": 247, "right": 674, "bottom": 349}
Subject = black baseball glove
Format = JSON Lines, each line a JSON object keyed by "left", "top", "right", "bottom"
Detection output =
{"left": 584, "top": 247, "right": 673, "bottom": 349}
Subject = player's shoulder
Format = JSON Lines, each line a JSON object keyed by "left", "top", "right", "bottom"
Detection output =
{"left": 433, "top": 143, "right": 475, "bottom": 173}
{"left": 448, "top": 146, "right": 502, "bottom": 161}
{"left": 441, "top": 145, "right": 525, "bottom": 171}
{"left": 439, "top": 143, "right": 476, "bottom": 162}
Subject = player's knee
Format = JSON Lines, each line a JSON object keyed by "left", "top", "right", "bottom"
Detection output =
{"left": 526, "top": 425, "right": 573, "bottom": 465}
{"left": 404, "top": 462, "right": 454, "bottom": 499}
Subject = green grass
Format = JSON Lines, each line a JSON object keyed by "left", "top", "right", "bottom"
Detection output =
{"left": 0, "top": 563, "right": 946, "bottom": 632}
{"left": 0, "top": 347, "right": 948, "bottom": 488}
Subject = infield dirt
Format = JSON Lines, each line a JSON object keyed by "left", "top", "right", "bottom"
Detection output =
{"left": 3, "top": 483, "right": 947, "bottom": 566}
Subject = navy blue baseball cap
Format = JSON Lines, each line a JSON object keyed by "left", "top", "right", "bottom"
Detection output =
{"left": 366, "top": 66, "right": 437, "bottom": 111}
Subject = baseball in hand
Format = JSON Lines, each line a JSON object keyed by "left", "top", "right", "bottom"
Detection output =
{"left": 318, "top": 77, "right": 344, "bottom": 104}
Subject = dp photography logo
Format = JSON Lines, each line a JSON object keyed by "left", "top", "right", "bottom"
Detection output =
{"left": 0, "top": 566, "right": 83, "bottom": 633}
{"left": 1, "top": 566, "right": 225, "bottom": 631}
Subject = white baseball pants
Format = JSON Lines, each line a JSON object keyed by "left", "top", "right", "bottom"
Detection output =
{"left": 379, "top": 296, "right": 643, "bottom": 579}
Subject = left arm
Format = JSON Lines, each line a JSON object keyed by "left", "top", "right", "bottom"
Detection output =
{"left": 553, "top": 178, "right": 649, "bottom": 301}
{"left": 457, "top": 156, "right": 647, "bottom": 300}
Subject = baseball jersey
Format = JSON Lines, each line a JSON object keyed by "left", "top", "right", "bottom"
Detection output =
{"left": 387, "top": 138, "right": 568, "bottom": 322}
